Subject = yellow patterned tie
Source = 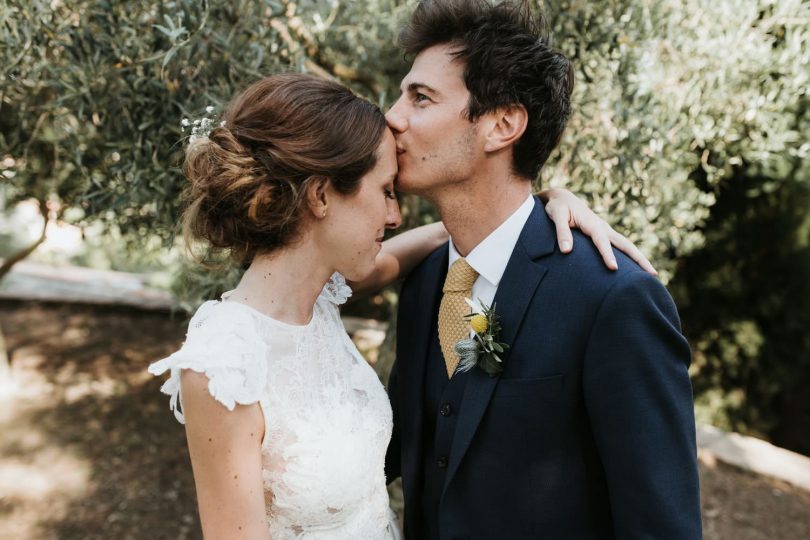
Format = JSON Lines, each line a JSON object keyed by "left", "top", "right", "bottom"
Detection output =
{"left": 438, "top": 258, "right": 479, "bottom": 378}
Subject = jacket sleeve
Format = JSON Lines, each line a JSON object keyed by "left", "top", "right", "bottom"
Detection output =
{"left": 583, "top": 270, "right": 702, "bottom": 539}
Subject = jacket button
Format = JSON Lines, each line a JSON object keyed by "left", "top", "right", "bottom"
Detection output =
{"left": 437, "top": 456, "right": 448, "bottom": 468}
{"left": 440, "top": 402, "right": 452, "bottom": 416}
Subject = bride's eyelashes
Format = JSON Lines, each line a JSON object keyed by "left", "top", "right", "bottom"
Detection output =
{"left": 384, "top": 188, "right": 397, "bottom": 200}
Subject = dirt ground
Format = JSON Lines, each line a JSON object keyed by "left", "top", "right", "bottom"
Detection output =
{"left": 1, "top": 301, "right": 809, "bottom": 540}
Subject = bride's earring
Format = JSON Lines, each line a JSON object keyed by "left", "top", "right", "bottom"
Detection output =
{"left": 322, "top": 206, "right": 327, "bottom": 218}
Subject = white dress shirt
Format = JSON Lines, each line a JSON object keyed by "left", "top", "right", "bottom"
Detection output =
{"left": 447, "top": 194, "right": 535, "bottom": 318}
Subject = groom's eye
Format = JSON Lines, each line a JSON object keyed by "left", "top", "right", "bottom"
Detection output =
{"left": 414, "top": 93, "right": 429, "bottom": 103}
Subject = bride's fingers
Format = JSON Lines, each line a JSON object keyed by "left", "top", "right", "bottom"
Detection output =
{"left": 608, "top": 229, "right": 658, "bottom": 275}
{"left": 570, "top": 211, "right": 618, "bottom": 270}
{"left": 547, "top": 204, "right": 575, "bottom": 253}
{"left": 590, "top": 226, "right": 618, "bottom": 270}
{"left": 543, "top": 190, "right": 656, "bottom": 274}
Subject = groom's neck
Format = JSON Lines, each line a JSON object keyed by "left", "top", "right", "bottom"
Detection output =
{"left": 431, "top": 175, "right": 532, "bottom": 257}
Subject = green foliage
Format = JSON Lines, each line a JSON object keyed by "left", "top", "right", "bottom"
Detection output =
{"left": 669, "top": 173, "right": 810, "bottom": 452}
{"left": 0, "top": 0, "right": 411, "bottom": 239}
{"left": 544, "top": 0, "right": 808, "bottom": 280}
{"left": 169, "top": 256, "right": 242, "bottom": 313}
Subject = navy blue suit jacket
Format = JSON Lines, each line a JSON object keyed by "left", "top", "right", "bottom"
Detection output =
{"left": 385, "top": 198, "right": 702, "bottom": 539}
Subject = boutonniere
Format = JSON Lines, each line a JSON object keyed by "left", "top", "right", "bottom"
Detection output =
{"left": 454, "top": 298, "right": 510, "bottom": 376}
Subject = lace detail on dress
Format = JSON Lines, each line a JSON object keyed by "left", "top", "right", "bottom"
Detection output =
{"left": 320, "top": 272, "right": 352, "bottom": 305}
{"left": 147, "top": 274, "right": 395, "bottom": 539}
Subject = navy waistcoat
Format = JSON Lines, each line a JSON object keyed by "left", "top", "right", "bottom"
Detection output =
{"left": 420, "top": 321, "right": 470, "bottom": 540}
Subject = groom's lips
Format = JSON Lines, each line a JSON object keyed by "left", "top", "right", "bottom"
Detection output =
{"left": 396, "top": 146, "right": 405, "bottom": 155}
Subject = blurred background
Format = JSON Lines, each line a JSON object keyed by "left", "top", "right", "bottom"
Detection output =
{"left": 1, "top": 0, "right": 808, "bottom": 538}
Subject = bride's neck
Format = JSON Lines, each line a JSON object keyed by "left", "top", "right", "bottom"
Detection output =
{"left": 231, "top": 240, "right": 332, "bottom": 325}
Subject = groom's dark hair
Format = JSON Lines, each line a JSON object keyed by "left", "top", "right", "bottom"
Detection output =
{"left": 399, "top": 0, "right": 574, "bottom": 180}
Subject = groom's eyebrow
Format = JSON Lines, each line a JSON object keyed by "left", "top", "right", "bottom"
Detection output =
{"left": 405, "top": 82, "right": 441, "bottom": 97}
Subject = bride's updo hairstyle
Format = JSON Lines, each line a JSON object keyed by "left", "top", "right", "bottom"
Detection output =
{"left": 182, "top": 73, "right": 387, "bottom": 264}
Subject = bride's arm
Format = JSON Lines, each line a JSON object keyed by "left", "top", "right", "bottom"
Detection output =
{"left": 181, "top": 370, "right": 270, "bottom": 540}
{"left": 350, "top": 221, "right": 448, "bottom": 296}
{"left": 350, "top": 189, "right": 657, "bottom": 295}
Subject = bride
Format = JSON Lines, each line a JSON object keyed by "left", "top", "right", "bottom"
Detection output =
{"left": 149, "top": 73, "right": 653, "bottom": 539}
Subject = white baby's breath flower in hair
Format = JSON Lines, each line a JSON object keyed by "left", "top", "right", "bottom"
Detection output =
{"left": 182, "top": 105, "right": 220, "bottom": 143}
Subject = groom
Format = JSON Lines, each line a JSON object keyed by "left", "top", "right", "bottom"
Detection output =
{"left": 384, "top": 1, "right": 702, "bottom": 539}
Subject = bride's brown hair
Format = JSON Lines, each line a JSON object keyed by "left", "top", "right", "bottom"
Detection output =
{"left": 182, "top": 73, "right": 387, "bottom": 264}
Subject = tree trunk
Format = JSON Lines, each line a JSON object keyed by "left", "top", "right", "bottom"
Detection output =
{"left": 0, "top": 199, "right": 47, "bottom": 386}
{"left": 0, "top": 198, "right": 48, "bottom": 283}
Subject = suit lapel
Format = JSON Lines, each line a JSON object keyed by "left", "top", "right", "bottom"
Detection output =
{"left": 443, "top": 198, "right": 555, "bottom": 492}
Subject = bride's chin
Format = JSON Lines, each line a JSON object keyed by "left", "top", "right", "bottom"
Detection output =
{"left": 339, "top": 261, "right": 375, "bottom": 284}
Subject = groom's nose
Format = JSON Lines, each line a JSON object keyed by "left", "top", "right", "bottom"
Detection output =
{"left": 385, "top": 96, "right": 408, "bottom": 134}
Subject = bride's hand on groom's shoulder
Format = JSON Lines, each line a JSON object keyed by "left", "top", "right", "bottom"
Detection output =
{"left": 539, "top": 188, "right": 657, "bottom": 276}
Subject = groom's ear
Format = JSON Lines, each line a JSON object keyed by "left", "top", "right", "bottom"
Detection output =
{"left": 305, "top": 176, "right": 331, "bottom": 219}
{"left": 482, "top": 104, "right": 528, "bottom": 153}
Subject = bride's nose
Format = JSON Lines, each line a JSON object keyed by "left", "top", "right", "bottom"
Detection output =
{"left": 385, "top": 198, "right": 402, "bottom": 230}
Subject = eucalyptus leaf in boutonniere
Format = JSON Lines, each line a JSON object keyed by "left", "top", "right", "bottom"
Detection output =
{"left": 453, "top": 298, "right": 510, "bottom": 376}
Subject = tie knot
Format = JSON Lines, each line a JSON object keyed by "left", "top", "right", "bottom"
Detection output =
{"left": 443, "top": 258, "right": 479, "bottom": 293}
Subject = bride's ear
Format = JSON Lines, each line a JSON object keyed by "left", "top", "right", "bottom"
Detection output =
{"left": 305, "top": 176, "right": 331, "bottom": 219}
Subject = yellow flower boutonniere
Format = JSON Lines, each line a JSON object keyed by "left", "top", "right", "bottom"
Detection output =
{"left": 453, "top": 298, "right": 510, "bottom": 377}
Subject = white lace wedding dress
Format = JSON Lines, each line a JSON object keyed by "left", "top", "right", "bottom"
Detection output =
{"left": 148, "top": 274, "right": 400, "bottom": 539}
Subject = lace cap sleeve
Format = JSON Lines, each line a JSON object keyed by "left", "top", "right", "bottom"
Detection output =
{"left": 147, "top": 301, "right": 269, "bottom": 424}
{"left": 320, "top": 272, "right": 353, "bottom": 305}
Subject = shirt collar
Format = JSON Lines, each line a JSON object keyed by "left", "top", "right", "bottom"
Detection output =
{"left": 448, "top": 194, "right": 535, "bottom": 287}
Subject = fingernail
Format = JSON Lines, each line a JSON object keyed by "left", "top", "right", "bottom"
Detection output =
{"left": 561, "top": 241, "right": 572, "bottom": 252}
